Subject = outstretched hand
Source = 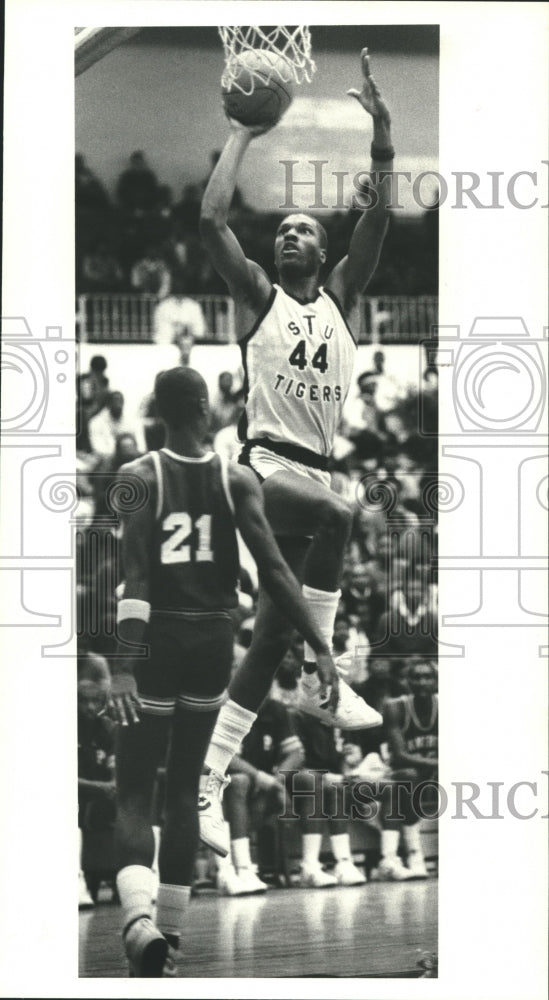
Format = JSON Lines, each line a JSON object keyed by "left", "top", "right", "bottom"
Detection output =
{"left": 347, "top": 48, "right": 391, "bottom": 125}
{"left": 108, "top": 671, "right": 142, "bottom": 726}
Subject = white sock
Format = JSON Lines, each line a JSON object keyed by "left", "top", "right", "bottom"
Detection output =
{"left": 330, "top": 832, "right": 352, "bottom": 863}
{"left": 231, "top": 837, "right": 252, "bottom": 872}
{"left": 302, "top": 585, "right": 340, "bottom": 663}
{"left": 78, "top": 827, "right": 84, "bottom": 875}
{"left": 151, "top": 825, "right": 161, "bottom": 875}
{"left": 381, "top": 829, "right": 401, "bottom": 863}
{"left": 116, "top": 864, "right": 154, "bottom": 930}
{"left": 205, "top": 699, "right": 257, "bottom": 777}
{"left": 216, "top": 833, "right": 235, "bottom": 874}
{"left": 156, "top": 883, "right": 191, "bottom": 941}
{"left": 402, "top": 824, "right": 422, "bottom": 855}
{"left": 302, "top": 832, "right": 323, "bottom": 868}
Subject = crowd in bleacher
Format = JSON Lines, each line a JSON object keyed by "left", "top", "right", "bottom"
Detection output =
{"left": 76, "top": 149, "right": 438, "bottom": 299}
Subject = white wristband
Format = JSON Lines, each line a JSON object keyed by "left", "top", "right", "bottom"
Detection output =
{"left": 117, "top": 598, "right": 151, "bottom": 624}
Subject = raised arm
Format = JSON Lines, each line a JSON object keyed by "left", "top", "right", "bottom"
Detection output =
{"left": 325, "top": 48, "right": 393, "bottom": 313}
{"left": 228, "top": 463, "right": 340, "bottom": 711}
{"left": 200, "top": 123, "right": 272, "bottom": 312}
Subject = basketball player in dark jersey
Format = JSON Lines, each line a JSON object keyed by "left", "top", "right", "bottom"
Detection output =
{"left": 376, "top": 658, "right": 438, "bottom": 880}
{"left": 108, "top": 367, "right": 339, "bottom": 977}
{"left": 199, "top": 47, "right": 393, "bottom": 853}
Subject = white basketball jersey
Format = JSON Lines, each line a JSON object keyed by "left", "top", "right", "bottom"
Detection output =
{"left": 240, "top": 284, "right": 357, "bottom": 457}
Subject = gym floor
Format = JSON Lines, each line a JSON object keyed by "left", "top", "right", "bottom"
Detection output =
{"left": 79, "top": 877, "right": 438, "bottom": 978}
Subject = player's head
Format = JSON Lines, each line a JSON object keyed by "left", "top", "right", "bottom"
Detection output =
{"left": 154, "top": 367, "right": 209, "bottom": 432}
{"left": 274, "top": 214, "right": 328, "bottom": 277}
{"left": 407, "top": 658, "right": 437, "bottom": 696}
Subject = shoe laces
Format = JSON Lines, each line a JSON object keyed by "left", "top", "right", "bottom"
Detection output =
{"left": 204, "top": 769, "right": 230, "bottom": 797}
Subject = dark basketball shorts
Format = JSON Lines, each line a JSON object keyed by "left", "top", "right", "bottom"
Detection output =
{"left": 134, "top": 610, "right": 234, "bottom": 717}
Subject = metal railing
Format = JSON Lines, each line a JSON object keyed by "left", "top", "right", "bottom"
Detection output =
{"left": 76, "top": 293, "right": 438, "bottom": 345}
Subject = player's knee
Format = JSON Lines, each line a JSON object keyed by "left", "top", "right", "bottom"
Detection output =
{"left": 316, "top": 495, "right": 353, "bottom": 539}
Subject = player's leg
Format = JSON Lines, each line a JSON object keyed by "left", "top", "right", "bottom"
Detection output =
{"left": 325, "top": 778, "right": 366, "bottom": 886}
{"left": 201, "top": 472, "right": 380, "bottom": 855}
{"left": 228, "top": 534, "right": 310, "bottom": 709}
{"left": 200, "top": 538, "right": 307, "bottom": 857}
{"left": 155, "top": 613, "right": 234, "bottom": 965}
{"left": 289, "top": 770, "right": 338, "bottom": 888}
{"left": 262, "top": 469, "right": 353, "bottom": 590}
{"left": 114, "top": 712, "right": 172, "bottom": 975}
{"left": 217, "top": 772, "right": 268, "bottom": 894}
{"left": 154, "top": 701, "right": 220, "bottom": 960}
{"left": 375, "top": 770, "right": 417, "bottom": 881}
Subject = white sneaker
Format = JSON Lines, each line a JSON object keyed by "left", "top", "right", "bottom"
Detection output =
{"left": 217, "top": 866, "right": 248, "bottom": 896}
{"left": 406, "top": 851, "right": 429, "bottom": 879}
{"left": 333, "top": 859, "right": 367, "bottom": 886}
{"left": 376, "top": 857, "right": 415, "bottom": 881}
{"left": 299, "top": 864, "right": 338, "bottom": 889}
{"left": 198, "top": 770, "right": 230, "bottom": 857}
{"left": 124, "top": 916, "right": 168, "bottom": 977}
{"left": 236, "top": 868, "right": 268, "bottom": 894}
{"left": 78, "top": 871, "right": 94, "bottom": 909}
{"left": 297, "top": 666, "right": 383, "bottom": 731}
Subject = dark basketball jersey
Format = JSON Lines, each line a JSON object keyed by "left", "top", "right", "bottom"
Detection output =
{"left": 393, "top": 694, "right": 438, "bottom": 759}
{"left": 147, "top": 448, "right": 240, "bottom": 613}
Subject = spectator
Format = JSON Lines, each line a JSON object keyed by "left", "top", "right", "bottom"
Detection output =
{"left": 215, "top": 695, "right": 304, "bottom": 895}
{"left": 374, "top": 573, "right": 438, "bottom": 660}
{"left": 173, "top": 183, "right": 202, "bottom": 236}
{"left": 153, "top": 292, "right": 207, "bottom": 363}
{"left": 360, "top": 350, "right": 402, "bottom": 415}
{"left": 209, "top": 371, "right": 243, "bottom": 435}
{"left": 373, "top": 658, "right": 438, "bottom": 880}
{"left": 213, "top": 397, "right": 246, "bottom": 463}
{"left": 116, "top": 150, "right": 159, "bottom": 216}
{"left": 75, "top": 154, "right": 111, "bottom": 216}
{"left": 78, "top": 653, "right": 116, "bottom": 907}
{"left": 77, "top": 355, "right": 111, "bottom": 452}
{"left": 88, "top": 391, "right": 145, "bottom": 469}
{"left": 130, "top": 245, "right": 171, "bottom": 298}
{"left": 81, "top": 241, "right": 125, "bottom": 293}
{"left": 287, "top": 712, "right": 367, "bottom": 888}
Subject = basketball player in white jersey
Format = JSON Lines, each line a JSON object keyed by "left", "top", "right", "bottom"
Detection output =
{"left": 199, "top": 48, "right": 393, "bottom": 854}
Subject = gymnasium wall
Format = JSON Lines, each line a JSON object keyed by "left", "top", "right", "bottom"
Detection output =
{"left": 75, "top": 37, "right": 438, "bottom": 215}
{"left": 79, "top": 342, "right": 426, "bottom": 435}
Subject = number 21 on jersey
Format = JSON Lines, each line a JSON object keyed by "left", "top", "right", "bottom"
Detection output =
{"left": 161, "top": 512, "right": 213, "bottom": 564}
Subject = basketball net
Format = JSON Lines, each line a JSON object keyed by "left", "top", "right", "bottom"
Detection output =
{"left": 218, "top": 26, "right": 316, "bottom": 92}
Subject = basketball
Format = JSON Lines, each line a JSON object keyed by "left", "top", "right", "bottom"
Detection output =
{"left": 222, "top": 50, "right": 294, "bottom": 128}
